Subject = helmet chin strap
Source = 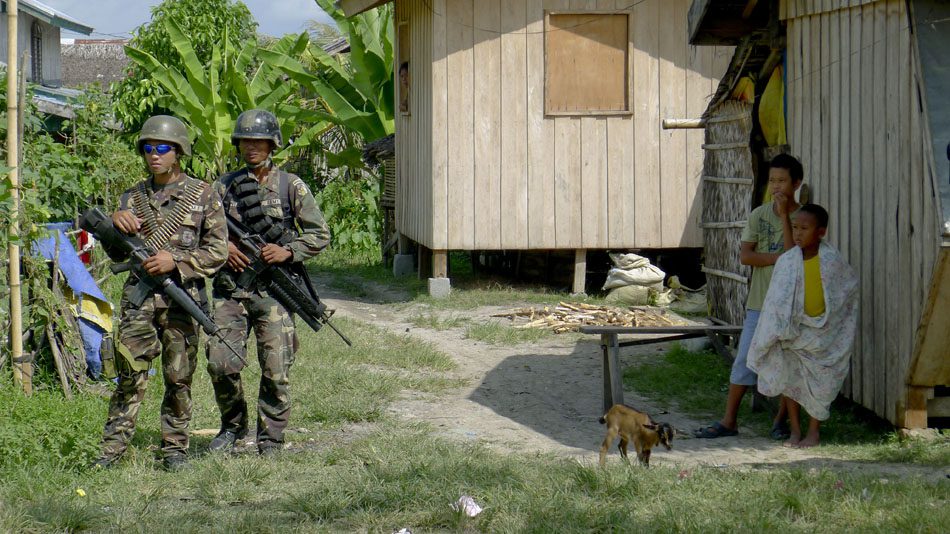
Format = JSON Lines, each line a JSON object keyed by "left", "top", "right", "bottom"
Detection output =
{"left": 251, "top": 156, "right": 273, "bottom": 170}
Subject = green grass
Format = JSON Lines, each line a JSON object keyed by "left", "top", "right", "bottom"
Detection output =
{"left": 464, "top": 322, "right": 552, "bottom": 345}
{"left": 0, "top": 425, "right": 946, "bottom": 532}
{"left": 623, "top": 344, "right": 950, "bottom": 466}
{"left": 3, "top": 275, "right": 949, "bottom": 531}
{"left": 408, "top": 312, "right": 469, "bottom": 331}
{"left": 311, "top": 247, "right": 424, "bottom": 300}
{"left": 622, "top": 344, "right": 744, "bottom": 421}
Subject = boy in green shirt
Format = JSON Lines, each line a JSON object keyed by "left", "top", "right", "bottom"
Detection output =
{"left": 695, "top": 154, "right": 803, "bottom": 439}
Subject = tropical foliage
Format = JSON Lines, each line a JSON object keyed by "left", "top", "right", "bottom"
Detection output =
{"left": 0, "top": 79, "right": 141, "bottom": 384}
{"left": 0, "top": 80, "right": 139, "bottom": 234}
{"left": 261, "top": 0, "right": 395, "bottom": 143}
{"left": 123, "top": 18, "right": 339, "bottom": 181}
{"left": 110, "top": 0, "right": 258, "bottom": 133}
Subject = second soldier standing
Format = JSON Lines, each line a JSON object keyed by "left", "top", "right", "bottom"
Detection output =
{"left": 206, "top": 110, "right": 331, "bottom": 455}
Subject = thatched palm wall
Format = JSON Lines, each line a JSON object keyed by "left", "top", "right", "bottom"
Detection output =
{"left": 701, "top": 100, "right": 753, "bottom": 325}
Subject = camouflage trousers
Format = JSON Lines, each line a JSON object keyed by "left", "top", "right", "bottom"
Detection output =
{"left": 207, "top": 290, "right": 298, "bottom": 447}
{"left": 100, "top": 299, "right": 199, "bottom": 460}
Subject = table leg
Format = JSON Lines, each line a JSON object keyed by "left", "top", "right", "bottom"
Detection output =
{"left": 601, "top": 333, "right": 624, "bottom": 413}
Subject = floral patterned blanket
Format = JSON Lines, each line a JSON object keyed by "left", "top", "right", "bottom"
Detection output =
{"left": 747, "top": 242, "right": 859, "bottom": 420}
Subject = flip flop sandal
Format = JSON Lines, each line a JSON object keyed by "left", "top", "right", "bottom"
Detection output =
{"left": 693, "top": 421, "right": 739, "bottom": 439}
{"left": 770, "top": 422, "right": 791, "bottom": 440}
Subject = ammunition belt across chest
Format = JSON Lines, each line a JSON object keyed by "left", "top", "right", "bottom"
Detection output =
{"left": 131, "top": 179, "right": 206, "bottom": 250}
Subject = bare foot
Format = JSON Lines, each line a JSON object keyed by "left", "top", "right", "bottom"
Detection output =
{"left": 796, "top": 434, "right": 820, "bottom": 448}
{"left": 783, "top": 434, "right": 801, "bottom": 448}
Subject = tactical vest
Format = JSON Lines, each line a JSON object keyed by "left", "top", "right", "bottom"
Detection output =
{"left": 220, "top": 168, "right": 298, "bottom": 245}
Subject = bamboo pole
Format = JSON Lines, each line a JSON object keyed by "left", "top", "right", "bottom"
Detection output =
{"left": 6, "top": 0, "right": 29, "bottom": 395}
{"left": 661, "top": 118, "right": 705, "bottom": 129}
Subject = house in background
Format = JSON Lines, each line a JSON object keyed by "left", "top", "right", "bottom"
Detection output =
{"left": 341, "top": 0, "right": 733, "bottom": 292}
{"left": 1, "top": 0, "right": 93, "bottom": 121}
{"left": 690, "top": 0, "right": 950, "bottom": 428}
{"left": 61, "top": 39, "right": 129, "bottom": 89}
{"left": 1, "top": 0, "right": 93, "bottom": 86}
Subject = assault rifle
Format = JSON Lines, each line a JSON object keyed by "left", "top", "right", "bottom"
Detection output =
{"left": 79, "top": 207, "right": 247, "bottom": 365}
{"left": 225, "top": 214, "right": 352, "bottom": 346}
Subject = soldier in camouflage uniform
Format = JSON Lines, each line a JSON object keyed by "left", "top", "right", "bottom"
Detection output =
{"left": 93, "top": 115, "right": 229, "bottom": 471}
{"left": 207, "top": 109, "right": 330, "bottom": 455}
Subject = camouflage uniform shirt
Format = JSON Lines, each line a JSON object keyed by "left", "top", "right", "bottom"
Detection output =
{"left": 213, "top": 165, "right": 330, "bottom": 293}
{"left": 116, "top": 175, "right": 230, "bottom": 305}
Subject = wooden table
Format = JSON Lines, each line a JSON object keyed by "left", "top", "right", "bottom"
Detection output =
{"left": 579, "top": 325, "right": 744, "bottom": 413}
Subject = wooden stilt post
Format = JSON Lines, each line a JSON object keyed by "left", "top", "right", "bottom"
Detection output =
{"left": 573, "top": 249, "right": 587, "bottom": 295}
{"left": 899, "top": 386, "right": 931, "bottom": 429}
{"left": 432, "top": 249, "right": 448, "bottom": 278}
{"left": 6, "top": 0, "right": 29, "bottom": 395}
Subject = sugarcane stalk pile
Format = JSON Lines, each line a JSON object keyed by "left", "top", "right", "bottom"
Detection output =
{"left": 490, "top": 302, "right": 689, "bottom": 334}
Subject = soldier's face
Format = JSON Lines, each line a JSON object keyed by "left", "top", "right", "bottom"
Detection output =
{"left": 142, "top": 138, "right": 177, "bottom": 175}
{"left": 239, "top": 139, "right": 272, "bottom": 166}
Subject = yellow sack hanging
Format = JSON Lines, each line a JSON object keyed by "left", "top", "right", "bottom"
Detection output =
{"left": 730, "top": 75, "right": 755, "bottom": 102}
{"left": 759, "top": 66, "right": 787, "bottom": 146}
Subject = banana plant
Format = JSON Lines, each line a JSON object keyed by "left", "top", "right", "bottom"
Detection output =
{"left": 124, "top": 17, "right": 340, "bottom": 180}
{"left": 259, "top": 0, "right": 395, "bottom": 143}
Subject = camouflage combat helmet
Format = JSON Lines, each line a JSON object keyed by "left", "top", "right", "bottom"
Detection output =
{"left": 231, "top": 109, "right": 282, "bottom": 149}
{"left": 137, "top": 115, "right": 192, "bottom": 156}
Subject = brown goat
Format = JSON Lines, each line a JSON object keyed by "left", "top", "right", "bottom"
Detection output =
{"left": 598, "top": 403, "right": 674, "bottom": 467}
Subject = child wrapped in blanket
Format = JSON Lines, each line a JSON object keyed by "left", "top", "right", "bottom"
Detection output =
{"left": 747, "top": 204, "right": 859, "bottom": 448}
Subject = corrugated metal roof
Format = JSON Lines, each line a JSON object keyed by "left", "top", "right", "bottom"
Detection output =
{"left": 1, "top": 0, "right": 94, "bottom": 35}
{"left": 322, "top": 36, "right": 350, "bottom": 56}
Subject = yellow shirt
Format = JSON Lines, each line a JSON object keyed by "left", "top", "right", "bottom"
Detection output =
{"left": 803, "top": 255, "right": 825, "bottom": 317}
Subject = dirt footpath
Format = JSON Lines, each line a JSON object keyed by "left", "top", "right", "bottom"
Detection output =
{"left": 318, "top": 279, "right": 945, "bottom": 483}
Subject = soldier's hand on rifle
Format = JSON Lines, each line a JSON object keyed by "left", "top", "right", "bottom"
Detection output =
{"left": 143, "top": 250, "right": 176, "bottom": 275}
{"left": 112, "top": 210, "right": 143, "bottom": 235}
{"left": 227, "top": 242, "right": 250, "bottom": 272}
{"left": 261, "top": 243, "right": 292, "bottom": 264}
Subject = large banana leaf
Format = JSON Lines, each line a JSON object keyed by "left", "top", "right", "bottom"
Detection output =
{"left": 125, "top": 18, "right": 317, "bottom": 179}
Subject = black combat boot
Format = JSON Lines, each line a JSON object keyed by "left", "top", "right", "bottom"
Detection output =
{"left": 162, "top": 453, "right": 188, "bottom": 471}
{"left": 208, "top": 429, "right": 246, "bottom": 452}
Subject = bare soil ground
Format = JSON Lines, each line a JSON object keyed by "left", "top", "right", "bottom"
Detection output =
{"left": 317, "top": 276, "right": 946, "bottom": 483}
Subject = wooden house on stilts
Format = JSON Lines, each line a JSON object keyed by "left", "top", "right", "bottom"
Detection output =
{"left": 690, "top": 0, "right": 950, "bottom": 427}
{"left": 341, "top": 0, "right": 732, "bottom": 292}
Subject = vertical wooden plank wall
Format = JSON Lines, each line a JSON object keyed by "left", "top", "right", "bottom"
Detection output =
{"left": 445, "top": 0, "right": 475, "bottom": 249}
{"left": 548, "top": 0, "right": 582, "bottom": 249}
{"left": 501, "top": 0, "right": 529, "bottom": 249}
{"left": 578, "top": 0, "right": 609, "bottom": 250}
{"left": 396, "top": 0, "right": 434, "bottom": 246}
{"left": 0, "top": 14, "right": 63, "bottom": 84}
{"left": 472, "top": 0, "right": 502, "bottom": 249}
{"left": 526, "top": 0, "right": 557, "bottom": 246}
{"left": 431, "top": 0, "right": 448, "bottom": 250}
{"left": 784, "top": 0, "right": 941, "bottom": 424}
{"left": 409, "top": 0, "right": 728, "bottom": 251}
{"left": 631, "top": 0, "right": 662, "bottom": 248}
{"left": 658, "top": 0, "right": 689, "bottom": 247}
{"left": 42, "top": 23, "right": 62, "bottom": 84}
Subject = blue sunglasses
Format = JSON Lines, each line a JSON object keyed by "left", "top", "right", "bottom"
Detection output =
{"left": 143, "top": 143, "right": 175, "bottom": 155}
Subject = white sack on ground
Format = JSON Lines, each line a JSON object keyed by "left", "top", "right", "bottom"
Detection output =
{"left": 602, "top": 253, "right": 666, "bottom": 290}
